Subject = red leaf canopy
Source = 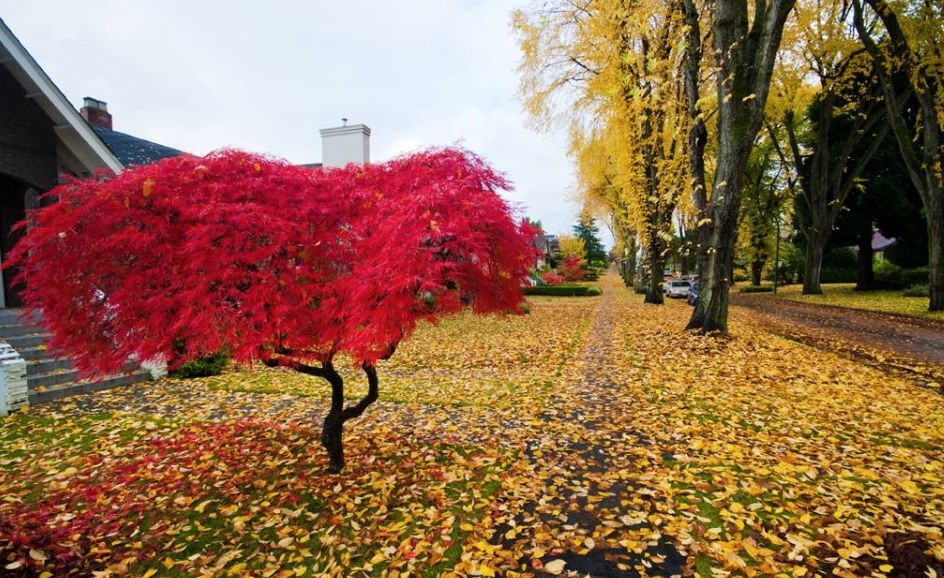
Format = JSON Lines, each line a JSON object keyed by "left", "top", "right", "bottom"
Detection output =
{"left": 8, "top": 148, "right": 536, "bottom": 375}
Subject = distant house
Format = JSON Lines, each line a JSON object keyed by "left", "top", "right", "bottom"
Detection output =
{"left": 871, "top": 231, "right": 896, "bottom": 261}
{"left": 81, "top": 97, "right": 183, "bottom": 167}
{"left": 532, "top": 233, "right": 559, "bottom": 268}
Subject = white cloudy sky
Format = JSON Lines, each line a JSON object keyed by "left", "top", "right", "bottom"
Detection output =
{"left": 2, "top": 0, "right": 605, "bottom": 242}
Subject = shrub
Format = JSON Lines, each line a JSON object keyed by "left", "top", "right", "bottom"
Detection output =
{"left": 874, "top": 261, "right": 929, "bottom": 289}
{"left": 824, "top": 247, "right": 858, "bottom": 269}
{"left": 524, "top": 285, "right": 602, "bottom": 296}
{"left": 739, "top": 286, "right": 774, "bottom": 293}
{"left": 820, "top": 266, "right": 857, "bottom": 283}
{"left": 903, "top": 283, "right": 930, "bottom": 297}
{"left": 560, "top": 255, "right": 586, "bottom": 282}
{"left": 540, "top": 270, "right": 565, "bottom": 286}
{"left": 170, "top": 351, "right": 229, "bottom": 378}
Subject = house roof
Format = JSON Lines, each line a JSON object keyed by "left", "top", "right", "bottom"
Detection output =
{"left": 92, "top": 126, "right": 183, "bottom": 167}
{"left": 872, "top": 231, "right": 896, "bottom": 251}
{"left": 0, "top": 18, "right": 122, "bottom": 175}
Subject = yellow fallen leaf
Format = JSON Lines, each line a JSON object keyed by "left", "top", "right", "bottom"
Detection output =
{"left": 277, "top": 536, "right": 295, "bottom": 548}
{"left": 544, "top": 559, "right": 566, "bottom": 575}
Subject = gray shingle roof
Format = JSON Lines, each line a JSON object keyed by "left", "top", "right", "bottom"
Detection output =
{"left": 91, "top": 126, "right": 182, "bottom": 167}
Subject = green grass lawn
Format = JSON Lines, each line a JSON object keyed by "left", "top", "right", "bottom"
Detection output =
{"left": 752, "top": 282, "right": 944, "bottom": 320}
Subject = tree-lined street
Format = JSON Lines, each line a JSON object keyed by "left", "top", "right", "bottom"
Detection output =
{"left": 3, "top": 273, "right": 942, "bottom": 576}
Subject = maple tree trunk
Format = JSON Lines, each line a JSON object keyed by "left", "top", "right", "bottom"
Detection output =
{"left": 856, "top": 227, "right": 875, "bottom": 291}
{"left": 802, "top": 238, "right": 824, "bottom": 295}
{"left": 318, "top": 363, "right": 379, "bottom": 473}
{"left": 321, "top": 365, "right": 347, "bottom": 473}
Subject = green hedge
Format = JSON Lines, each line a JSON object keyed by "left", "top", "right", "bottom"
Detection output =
{"left": 170, "top": 351, "right": 230, "bottom": 379}
{"left": 524, "top": 285, "right": 602, "bottom": 296}
{"left": 874, "top": 262, "right": 929, "bottom": 289}
{"left": 739, "top": 285, "right": 774, "bottom": 293}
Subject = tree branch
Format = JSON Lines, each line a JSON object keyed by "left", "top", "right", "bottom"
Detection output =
{"left": 341, "top": 364, "right": 379, "bottom": 422}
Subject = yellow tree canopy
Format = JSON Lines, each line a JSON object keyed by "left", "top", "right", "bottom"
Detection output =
{"left": 557, "top": 234, "right": 587, "bottom": 260}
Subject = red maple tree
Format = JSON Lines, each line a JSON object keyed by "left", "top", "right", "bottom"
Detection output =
{"left": 559, "top": 255, "right": 586, "bottom": 282}
{"left": 8, "top": 148, "right": 536, "bottom": 471}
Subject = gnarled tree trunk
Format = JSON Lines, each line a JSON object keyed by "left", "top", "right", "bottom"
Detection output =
{"left": 321, "top": 363, "right": 378, "bottom": 473}
{"left": 268, "top": 360, "right": 379, "bottom": 473}
{"left": 687, "top": 0, "right": 796, "bottom": 333}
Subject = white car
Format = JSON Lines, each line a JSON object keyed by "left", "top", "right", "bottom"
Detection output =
{"left": 666, "top": 280, "right": 691, "bottom": 298}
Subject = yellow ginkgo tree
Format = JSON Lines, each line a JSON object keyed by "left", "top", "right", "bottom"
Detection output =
{"left": 514, "top": 0, "right": 692, "bottom": 305}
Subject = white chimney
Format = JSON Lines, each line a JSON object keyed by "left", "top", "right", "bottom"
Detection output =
{"left": 319, "top": 120, "right": 370, "bottom": 168}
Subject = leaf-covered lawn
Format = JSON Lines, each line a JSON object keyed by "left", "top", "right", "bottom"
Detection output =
{"left": 201, "top": 297, "right": 595, "bottom": 410}
{"left": 767, "top": 283, "right": 944, "bottom": 320}
{"left": 2, "top": 278, "right": 943, "bottom": 577}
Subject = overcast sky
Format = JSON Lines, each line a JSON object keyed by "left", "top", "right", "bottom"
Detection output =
{"left": 2, "top": 1, "right": 604, "bottom": 243}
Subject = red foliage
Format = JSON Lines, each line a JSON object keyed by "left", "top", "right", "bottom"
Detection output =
{"left": 540, "top": 270, "right": 565, "bottom": 285}
{"left": 7, "top": 148, "right": 536, "bottom": 375}
{"left": 559, "top": 255, "right": 586, "bottom": 282}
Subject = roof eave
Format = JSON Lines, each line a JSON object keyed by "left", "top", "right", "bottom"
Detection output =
{"left": 0, "top": 18, "right": 123, "bottom": 174}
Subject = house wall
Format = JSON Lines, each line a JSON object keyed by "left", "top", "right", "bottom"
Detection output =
{"left": 0, "top": 64, "right": 57, "bottom": 191}
{"left": 0, "top": 64, "right": 58, "bottom": 307}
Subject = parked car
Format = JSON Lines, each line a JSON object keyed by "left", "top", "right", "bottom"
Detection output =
{"left": 687, "top": 282, "right": 700, "bottom": 305}
{"left": 666, "top": 280, "right": 691, "bottom": 298}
